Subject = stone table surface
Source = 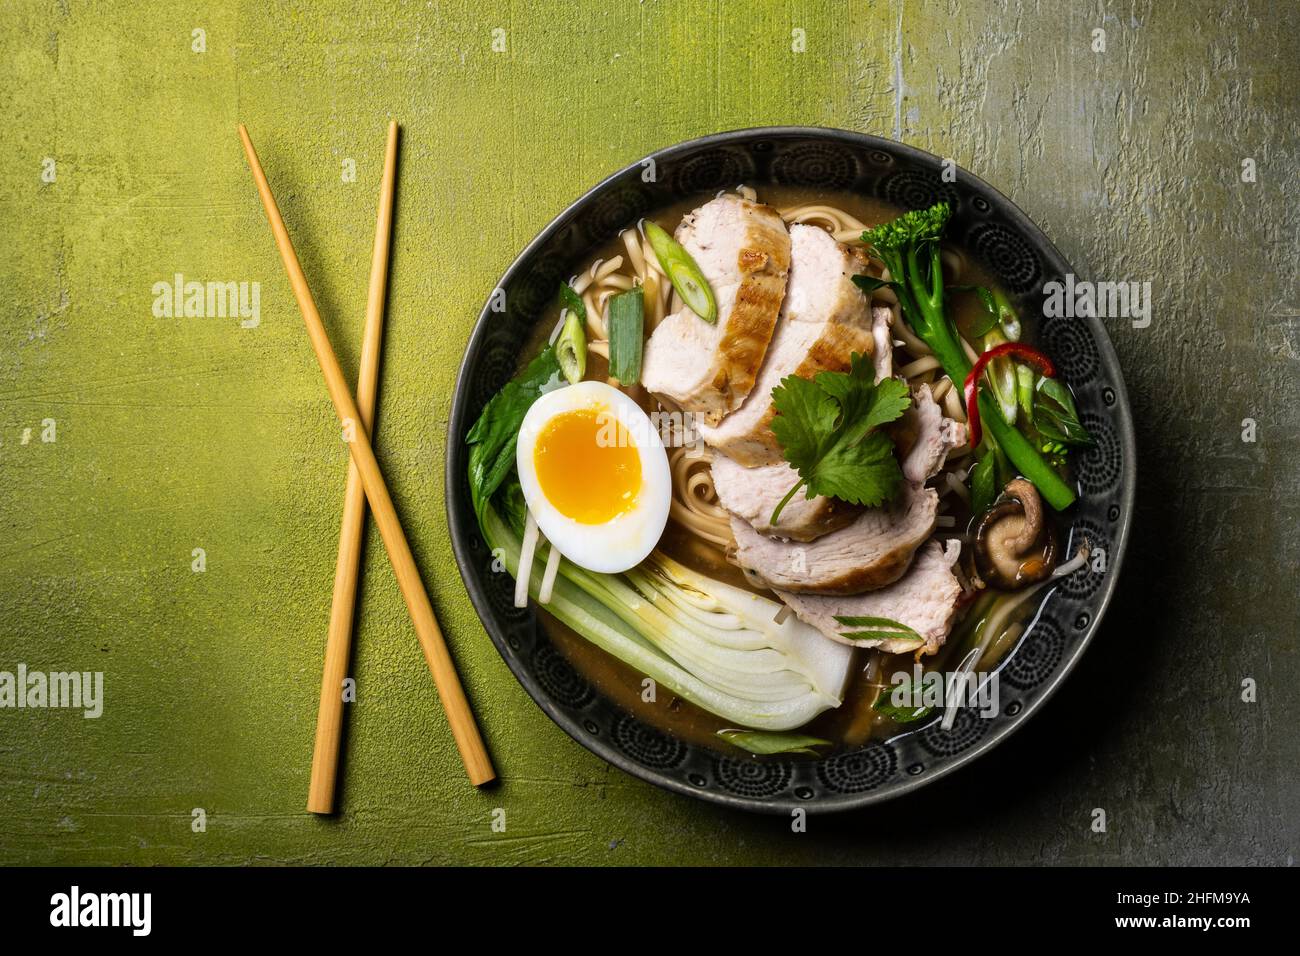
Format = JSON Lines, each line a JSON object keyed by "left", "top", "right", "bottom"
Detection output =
{"left": 1, "top": 0, "right": 1296, "bottom": 865}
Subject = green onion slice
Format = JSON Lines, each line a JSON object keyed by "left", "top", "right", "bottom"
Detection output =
{"left": 872, "top": 675, "right": 935, "bottom": 723}
{"left": 554, "top": 284, "right": 588, "bottom": 385}
{"left": 716, "top": 729, "right": 832, "bottom": 756}
{"left": 833, "top": 615, "right": 926, "bottom": 649}
{"left": 643, "top": 220, "right": 717, "bottom": 324}
{"left": 607, "top": 286, "right": 644, "bottom": 386}
{"left": 556, "top": 310, "right": 586, "bottom": 385}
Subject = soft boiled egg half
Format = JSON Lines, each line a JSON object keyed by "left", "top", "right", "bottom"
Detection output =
{"left": 516, "top": 381, "right": 670, "bottom": 574}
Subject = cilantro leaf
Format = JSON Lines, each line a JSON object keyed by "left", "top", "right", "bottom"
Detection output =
{"left": 806, "top": 430, "right": 902, "bottom": 507}
{"left": 768, "top": 375, "right": 836, "bottom": 470}
{"left": 814, "top": 357, "right": 911, "bottom": 438}
{"left": 768, "top": 353, "right": 912, "bottom": 526}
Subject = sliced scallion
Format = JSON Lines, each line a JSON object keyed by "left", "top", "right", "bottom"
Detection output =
{"left": 643, "top": 220, "right": 717, "bottom": 324}
{"left": 872, "top": 674, "right": 935, "bottom": 723}
{"left": 555, "top": 307, "right": 587, "bottom": 385}
{"left": 982, "top": 330, "right": 1019, "bottom": 426}
{"left": 993, "top": 287, "right": 1021, "bottom": 340}
{"left": 970, "top": 451, "right": 997, "bottom": 518}
{"left": 1016, "top": 364, "right": 1036, "bottom": 423}
{"left": 833, "top": 614, "right": 926, "bottom": 649}
{"left": 716, "top": 729, "right": 832, "bottom": 756}
{"left": 607, "top": 286, "right": 644, "bottom": 385}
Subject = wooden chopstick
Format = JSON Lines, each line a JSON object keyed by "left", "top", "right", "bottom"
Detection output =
{"left": 239, "top": 124, "right": 496, "bottom": 788}
{"left": 307, "top": 121, "right": 400, "bottom": 814}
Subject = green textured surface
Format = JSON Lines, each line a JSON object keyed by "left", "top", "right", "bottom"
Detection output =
{"left": 1, "top": 0, "right": 1297, "bottom": 865}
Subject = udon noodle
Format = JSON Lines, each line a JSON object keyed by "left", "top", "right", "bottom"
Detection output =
{"left": 565, "top": 190, "right": 980, "bottom": 555}
{"left": 667, "top": 445, "right": 732, "bottom": 548}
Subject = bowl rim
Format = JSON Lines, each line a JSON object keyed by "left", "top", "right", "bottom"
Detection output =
{"left": 446, "top": 125, "right": 1137, "bottom": 814}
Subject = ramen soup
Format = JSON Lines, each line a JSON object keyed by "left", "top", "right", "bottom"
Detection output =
{"left": 468, "top": 185, "right": 1090, "bottom": 759}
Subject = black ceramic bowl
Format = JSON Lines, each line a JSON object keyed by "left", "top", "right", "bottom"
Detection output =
{"left": 446, "top": 127, "right": 1135, "bottom": 814}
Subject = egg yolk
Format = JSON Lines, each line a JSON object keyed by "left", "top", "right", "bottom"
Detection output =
{"left": 534, "top": 408, "right": 642, "bottom": 525}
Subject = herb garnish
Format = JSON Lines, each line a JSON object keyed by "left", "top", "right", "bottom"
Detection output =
{"left": 767, "top": 353, "right": 911, "bottom": 526}
{"left": 716, "top": 729, "right": 832, "bottom": 756}
{"left": 832, "top": 614, "right": 926, "bottom": 649}
{"left": 871, "top": 674, "right": 935, "bottom": 723}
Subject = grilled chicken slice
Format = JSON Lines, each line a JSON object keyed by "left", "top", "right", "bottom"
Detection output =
{"left": 730, "top": 485, "right": 939, "bottom": 595}
{"left": 896, "top": 384, "right": 968, "bottom": 485}
{"left": 710, "top": 453, "right": 861, "bottom": 542}
{"left": 871, "top": 303, "right": 893, "bottom": 382}
{"left": 699, "top": 224, "right": 875, "bottom": 465}
{"left": 777, "top": 540, "right": 963, "bottom": 654}
{"left": 641, "top": 195, "right": 790, "bottom": 423}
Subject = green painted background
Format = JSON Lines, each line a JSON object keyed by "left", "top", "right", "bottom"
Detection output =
{"left": 1, "top": 0, "right": 1296, "bottom": 865}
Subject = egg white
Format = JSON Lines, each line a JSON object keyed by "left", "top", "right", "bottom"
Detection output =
{"left": 516, "top": 381, "right": 671, "bottom": 574}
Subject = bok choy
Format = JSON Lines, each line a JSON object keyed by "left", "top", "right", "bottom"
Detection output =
{"left": 480, "top": 497, "right": 852, "bottom": 730}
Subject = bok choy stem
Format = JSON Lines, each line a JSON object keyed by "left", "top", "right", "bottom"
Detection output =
{"left": 480, "top": 500, "right": 851, "bottom": 731}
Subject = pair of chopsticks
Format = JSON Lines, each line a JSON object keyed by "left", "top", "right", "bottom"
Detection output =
{"left": 238, "top": 123, "right": 496, "bottom": 808}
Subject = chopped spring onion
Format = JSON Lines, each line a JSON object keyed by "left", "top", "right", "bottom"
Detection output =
{"left": 716, "top": 729, "right": 832, "bottom": 756}
{"left": 515, "top": 509, "right": 540, "bottom": 608}
{"left": 538, "top": 540, "right": 562, "bottom": 604}
{"left": 983, "top": 330, "right": 1020, "bottom": 427}
{"left": 994, "top": 287, "right": 1021, "bottom": 340}
{"left": 555, "top": 284, "right": 588, "bottom": 384}
{"left": 1016, "top": 364, "right": 1036, "bottom": 422}
{"left": 962, "top": 341, "right": 1057, "bottom": 451}
{"left": 555, "top": 307, "right": 587, "bottom": 385}
{"left": 643, "top": 220, "right": 717, "bottom": 324}
{"left": 834, "top": 614, "right": 926, "bottom": 650}
{"left": 969, "top": 450, "right": 997, "bottom": 518}
{"left": 607, "top": 286, "right": 644, "bottom": 385}
{"left": 872, "top": 674, "right": 935, "bottom": 723}
{"left": 966, "top": 286, "right": 1000, "bottom": 337}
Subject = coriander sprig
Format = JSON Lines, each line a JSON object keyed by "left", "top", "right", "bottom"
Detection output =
{"left": 768, "top": 353, "right": 911, "bottom": 526}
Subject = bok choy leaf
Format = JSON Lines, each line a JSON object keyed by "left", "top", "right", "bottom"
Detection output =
{"left": 465, "top": 346, "right": 562, "bottom": 527}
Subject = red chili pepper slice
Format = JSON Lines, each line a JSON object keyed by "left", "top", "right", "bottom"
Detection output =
{"left": 962, "top": 342, "right": 1056, "bottom": 449}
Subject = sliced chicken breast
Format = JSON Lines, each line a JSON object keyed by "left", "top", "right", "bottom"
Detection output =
{"left": 641, "top": 195, "right": 790, "bottom": 423}
{"left": 711, "top": 453, "right": 861, "bottom": 542}
{"left": 896, "top": 384, "right": 968, "bottom": 485}
{"left": 871, "top": 304, "right": 894, "bottom": 382}
{"left": 730, "top": 485, "right": 939, "bottom": 595}
{"left": 698, "top": 224, "right": 875, "bottom": 465}
{"left": 777, "top": 540, "right": 963, "bottom": 654}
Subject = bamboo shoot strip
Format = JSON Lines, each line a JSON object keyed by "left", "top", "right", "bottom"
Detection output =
{"left": 239, "top": 124, "right": 496, "bottom": 788}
